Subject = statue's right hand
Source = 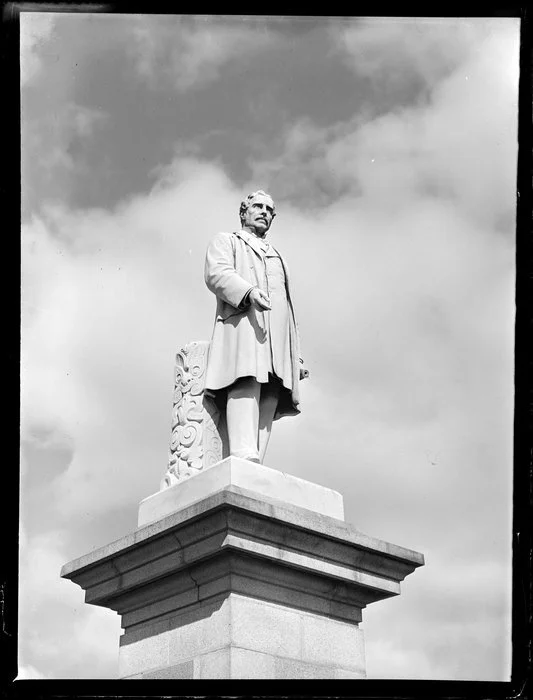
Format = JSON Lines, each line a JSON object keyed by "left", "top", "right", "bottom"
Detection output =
{"left": 249, "top": 287, "right": 271, "bottom": 311}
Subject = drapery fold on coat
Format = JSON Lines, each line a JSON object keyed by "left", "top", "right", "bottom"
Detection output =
{"left": 204, "top": 230, "right": 302, "bottom": 419}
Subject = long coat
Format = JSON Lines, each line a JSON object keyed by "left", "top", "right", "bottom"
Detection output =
{"left": 204, "top": 229, "right": 302, "bottom": 419}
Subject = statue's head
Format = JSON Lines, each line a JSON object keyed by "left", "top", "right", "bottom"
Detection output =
{"left": 239, "top": 190, "right": 276, "bottom": 236}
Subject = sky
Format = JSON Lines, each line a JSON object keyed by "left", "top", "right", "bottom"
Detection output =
{"left": 19, "top": 12, "right": 519, "bottom": 680}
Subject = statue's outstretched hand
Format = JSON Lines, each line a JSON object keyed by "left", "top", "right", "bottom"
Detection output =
{"left": 249, "top": 287, "right": 271, "bottom": 311}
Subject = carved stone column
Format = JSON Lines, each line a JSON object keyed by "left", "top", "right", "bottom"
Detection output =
{"left": 161, "top": 341, "right": 229, "bottom": 489}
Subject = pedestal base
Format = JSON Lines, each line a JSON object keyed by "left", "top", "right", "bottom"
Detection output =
{"left": 61, "top": 461, "right": 424, "bottom": 679}
{"left": 120, "top": 592, "right": 365, "bottom": 679}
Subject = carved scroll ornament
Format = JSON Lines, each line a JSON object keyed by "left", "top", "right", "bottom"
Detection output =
{"left": 160, "top": 341, "right": 225, "bottom": 489}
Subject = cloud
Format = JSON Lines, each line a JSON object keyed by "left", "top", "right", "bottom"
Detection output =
{"left": 250, "top": 21, "right": 519, "bottom": 229}
{"left": 335, "top": 17, "right": 485, "bottom": 89}
{"left": 18, "top": 530, "right": 121, "bottom": 678}
{"left": 22, "top": 103, "right": 108, "bottom": 217}
{"left": 129, "top": 15, "right": 277, "bottom": 91}
{"left": 20, "top": 13, "right": 56, "bottom": 84}
{"left": 364, "top": 558, "right": 512, "bottom": 680}
{"left": 26, "top": 103, "right": 106, "bottom": 174}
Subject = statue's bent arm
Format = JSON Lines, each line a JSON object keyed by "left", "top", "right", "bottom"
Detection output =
{"left": 204, "top": 232, "right": 254, "bottom": 309}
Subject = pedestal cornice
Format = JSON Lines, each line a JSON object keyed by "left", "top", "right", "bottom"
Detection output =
{"left": 62, "top": 484, "right": 424, "bottom": 626}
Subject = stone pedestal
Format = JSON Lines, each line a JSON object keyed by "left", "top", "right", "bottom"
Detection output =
{"left": 61, "top": 458, "right": 424, "bottom": 679}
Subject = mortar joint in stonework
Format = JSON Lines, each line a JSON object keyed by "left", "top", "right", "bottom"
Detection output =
{"left": 171, "top": 531, "right": 200, "bottom": 602}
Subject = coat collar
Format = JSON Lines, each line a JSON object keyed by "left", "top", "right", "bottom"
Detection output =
{"left": 234, "top": 229, "right": 274, "bottom": 259}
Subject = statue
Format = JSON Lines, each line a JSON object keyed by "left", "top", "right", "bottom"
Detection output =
{"left": 161, "top": 190, "right": 308, "bottom": 488}
{"left": 203, "top": 190, "right": 308, "bottom": 464}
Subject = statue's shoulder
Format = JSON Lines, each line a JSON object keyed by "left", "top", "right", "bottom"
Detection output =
{"left": 211, "top": 230, "right": 238, "bottom": 242}
{"left": 207, "top": 232, "right": 243, "bottom": 260}
{"left": 217, "top": 230, "right": 246, "bottom": 247}
{"left": 207, "top": 231, "right": 233, "bottom": 247}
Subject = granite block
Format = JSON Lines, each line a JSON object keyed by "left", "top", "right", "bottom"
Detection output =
{"left": 300, "top": 613, "right": 365, "bottom": 670}
{"left": 230, "top": 647, "right": 276, "bottom": 678}
{"left": 229, "top": 594, "right": 302, "bottom": 658}
{"left": 119, "top": 628, "right": 170, "bottom": 678}
{"left": 168, "top": 597, "right": 231, "bottom": 661}
{"left": 333, "top": 666, "right": 366, "bottom": 679}
{"left": 274, "top": 656, "right": 335, "bottom": 679}
{"left": 194, "top": 647, "right": 231, "bottom": 679}
{"left": 142, "top": 660, "right": 194, "bottom": 679}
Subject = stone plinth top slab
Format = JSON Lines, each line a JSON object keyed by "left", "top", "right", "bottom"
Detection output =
{"left": 138, "top": 457, "right": 344, "bottom": 527}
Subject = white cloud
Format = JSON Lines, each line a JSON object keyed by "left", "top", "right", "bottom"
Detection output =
{"left": 335, "top": 17, "right": 486, "bottom": 87}
{"left": 20, "top": 12, "right": 56, "bottom": 84}
{"left": 18, "top": 531, "right": 121, "bottom": 678}
{"left": 251, "top": 21, "right": 519, "bottom": 229}
{"left": 364, "top": 639, "right": 436, "bottom": 679}
{"left": 364, "top": 558, "right": 512, "bottom": 680}
{"left": 130, "top": 15, "right": 277, "bottom": 91}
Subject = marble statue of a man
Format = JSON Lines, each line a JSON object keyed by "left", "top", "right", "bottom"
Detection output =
{"left": 204, "top": 190, "right": 308, "bottom": 464}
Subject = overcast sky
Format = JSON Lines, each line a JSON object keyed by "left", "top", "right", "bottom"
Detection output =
{"left": 19, "top": 12, "right": 519, "bottom": 680}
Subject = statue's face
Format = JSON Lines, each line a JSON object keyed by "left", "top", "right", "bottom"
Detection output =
{"left": 242, "top": 193, "right": 275, "bottom": 236}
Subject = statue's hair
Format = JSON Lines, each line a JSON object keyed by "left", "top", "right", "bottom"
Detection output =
{"left": 239, "top": 190, "right": 276, "bottom": 225}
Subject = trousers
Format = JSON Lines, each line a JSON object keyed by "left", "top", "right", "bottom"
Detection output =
{"left": 226, "top": 376, "right": 281, "bottom": 463}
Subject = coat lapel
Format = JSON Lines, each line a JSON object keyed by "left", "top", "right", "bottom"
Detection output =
{"left": 234, "top": 231, "right": 293, "bottom": 301}
{"left": 234, "top": 229, "right": 265, "bottom": 260}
